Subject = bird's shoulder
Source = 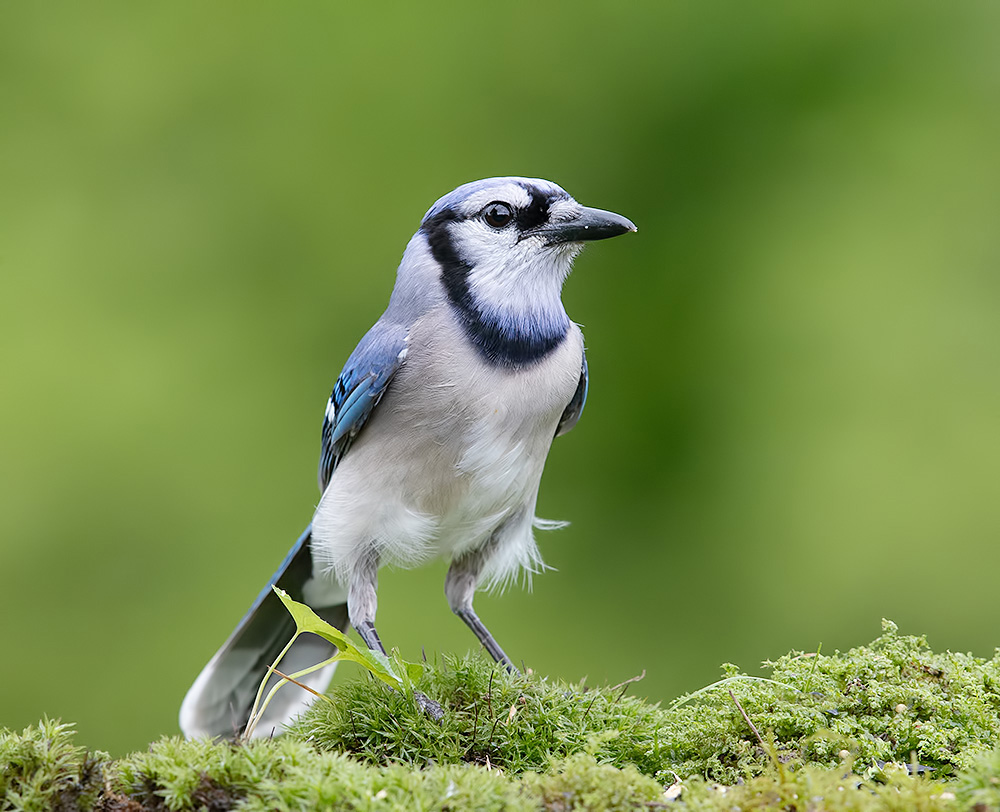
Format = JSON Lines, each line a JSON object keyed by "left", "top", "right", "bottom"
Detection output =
{"left": 318, "top": 319, "right": 410, "bottom": 491}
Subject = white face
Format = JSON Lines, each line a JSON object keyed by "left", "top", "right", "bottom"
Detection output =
{"left": 434, "top": 180, "right": 586, "bottom": 326}
{"left": 450, "top": 217, "right": 581, "bottom": 327}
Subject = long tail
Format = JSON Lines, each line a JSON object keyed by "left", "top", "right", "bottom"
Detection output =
{"left": 179, "top": 526, "right": 349, "bottom": 740}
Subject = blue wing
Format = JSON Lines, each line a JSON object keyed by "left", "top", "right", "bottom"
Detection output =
{"left": 319, "top": 321, "right": 409, "bottom": 492}
{"left": 555, "top": 350, "right": 588, "bottom": 437}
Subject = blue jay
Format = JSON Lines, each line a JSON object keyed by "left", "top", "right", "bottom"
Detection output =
{"left": 180, "top": 177, "right": 635, "bottom": 738}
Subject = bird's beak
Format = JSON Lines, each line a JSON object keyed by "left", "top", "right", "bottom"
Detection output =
{"left": 528, "top": 205, "right": 637, "bottom": 245}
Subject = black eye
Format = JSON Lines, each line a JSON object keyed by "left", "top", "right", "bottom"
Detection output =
{"left": 482, "top": 201, "right": 514, "bottom": 229}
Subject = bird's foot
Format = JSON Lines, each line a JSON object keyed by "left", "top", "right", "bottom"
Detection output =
{"left": 413, "top": 689, "right": 444, "bottom": 721}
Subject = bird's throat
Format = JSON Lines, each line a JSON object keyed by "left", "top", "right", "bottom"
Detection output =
{"left": 452, "top": 300, "right": 569, "bottom": 367}
{"left": 424, "top": 220, "right": 570, "bottom": 367}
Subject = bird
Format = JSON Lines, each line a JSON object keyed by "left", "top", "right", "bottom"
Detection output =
{"left": 179, "top": 176, "right": 636, "bottom": 739}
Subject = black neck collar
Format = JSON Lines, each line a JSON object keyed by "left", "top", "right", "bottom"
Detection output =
{"left": 423, "top": 213, "right": 568, "bottom": 367}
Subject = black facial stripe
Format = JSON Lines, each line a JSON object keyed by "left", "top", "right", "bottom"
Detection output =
{"left": 515, "top": 193, "right": 550, "bottom": 231}
{"left": 423, "top": 207, "right": 471, "bottom": 313}
{"left": 516, "top": 184, "right": 569, "bottom": 232}
{"left": 421, "top": 208, "right": 568, "bottom": 367}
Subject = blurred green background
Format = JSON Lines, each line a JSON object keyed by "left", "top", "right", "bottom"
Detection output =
{"left": 2, "top": 2, "right": 999, "bottom": 756}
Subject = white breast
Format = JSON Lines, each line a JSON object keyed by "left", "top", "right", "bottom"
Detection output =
{"left": 310, "top": 305, "right": 584, "bottom": 589}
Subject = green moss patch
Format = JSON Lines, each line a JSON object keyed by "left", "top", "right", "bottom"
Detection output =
{"left": 292, "top": 620, "right": 1000, "bottom": 783}
{"left": 4, "top": 621, "right": 1000, "bottom": 810}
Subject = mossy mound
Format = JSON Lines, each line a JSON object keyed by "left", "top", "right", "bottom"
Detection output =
{"left": 291, "top": 619, "right": 1000, "bottom": 782}
{"left": 4, "top": 621, "right": 1000, "bottom": 811}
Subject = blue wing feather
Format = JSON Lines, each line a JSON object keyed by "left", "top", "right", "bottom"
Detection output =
{"left": 330, "top": 376, "right": 378, "bottom": 446}
{"left": 318, "top": 321, "right": 408, "bottom": 492}
{"left": 555, "top": 351, "right": 588, "bottom": 437}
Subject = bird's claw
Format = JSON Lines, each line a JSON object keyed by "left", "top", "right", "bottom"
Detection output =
{"left": 413, "top": 689, "right": 444, "bottom": 721}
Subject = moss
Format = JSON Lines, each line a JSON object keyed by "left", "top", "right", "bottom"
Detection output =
{"left": 673, "top": 762, "right": 961, "bottom": 812}
{"left": 4, "top": 621, "right": 1000, "bottom": 810}
{"left": 291, "top": 620, "right": 1000, "bottom": 784}
{"left": 117, "top": 740, "right": 666, "bottom": 811}
{"left": 952, "top": 744, "right": 1000, "bottom": 810}
{"left": 0, "top": 719, "right": 109, "bottom": 812}
{"left": 288, "top": 655, "right": 671, "bottom": 776}
{"left": 660, "top": 618, "right": 1000, "bottom": 780}
{"left": 519, "top": 752, "right": 664, "bottom": 811}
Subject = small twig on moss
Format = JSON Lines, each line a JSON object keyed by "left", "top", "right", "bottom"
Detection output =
{"left": 271, "top": 669, "right": 335, "bottom": 704}
{"left": 486, "top": 670, "right": 495, "bottom": 718}
{"left": 487, "top": 711, "right": 502, "bottom": 757}
{"left": 612, "top": 670, "right": 646, "bottom": 703}
{"left": 486, "top": 670, "right": 502, "bottom": 756}
{"left": 729, "top": 690, "right": 765, "bottom": 749}
{"left": 668, "top": 675, "right": 798, "bottom": 711}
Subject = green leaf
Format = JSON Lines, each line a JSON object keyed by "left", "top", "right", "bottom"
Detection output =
{"left": 244, "top": 588, "right": 426, "bottom": 738}
{"left": 390, "top": 649, "right": 427, "bottom": 689}
{"left": 271, "top": 586, "right": 407, "bottom": 690}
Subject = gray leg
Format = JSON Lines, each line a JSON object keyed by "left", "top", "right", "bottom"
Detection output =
{"left": 347, "top": 551, "right": 386, "bottom": 653}
{"left": 446, "top": 549, "right": 519, "bottom": 674}
{"left": 356, "top": 621, "right": 386, "bottom": 655}
{"left": 348, "top": 549, "right": 443, "bottom": 720}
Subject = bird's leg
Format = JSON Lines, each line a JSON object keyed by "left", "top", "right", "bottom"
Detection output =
{"left": 347, "top": 550, "right": 385, "bottom": 653}
{"left": 347, "top": 550, "right": 443, "bottom": 720}
{"left": 355, "top": 623, "right": 385, "bottom": 655}
{"left": 446, "top": 548, "right": 519, "bottom": 674}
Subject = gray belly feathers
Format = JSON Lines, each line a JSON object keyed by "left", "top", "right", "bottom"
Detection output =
{"left": 310, "top": 308, "right": 584, "bottom": 589}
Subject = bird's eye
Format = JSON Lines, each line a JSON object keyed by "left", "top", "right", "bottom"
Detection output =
{"left": 482, "top": 202, "right": 514, "bottom": 229}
